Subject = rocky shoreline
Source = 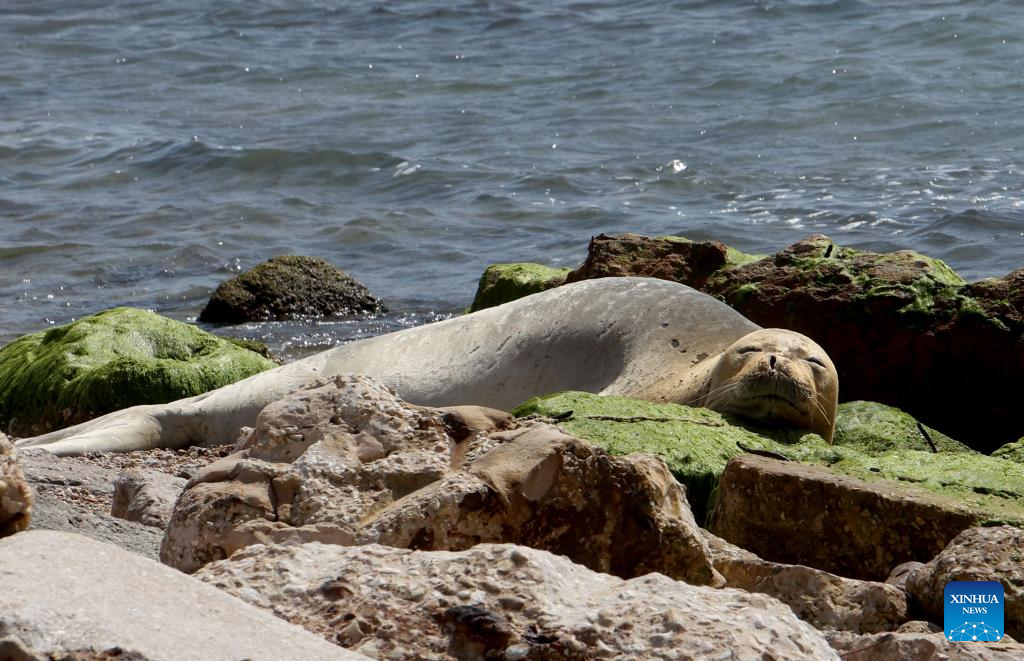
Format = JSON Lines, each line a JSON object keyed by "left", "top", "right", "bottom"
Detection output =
{"left": 2, "top": 236, "right": 1023, "bottom": 659}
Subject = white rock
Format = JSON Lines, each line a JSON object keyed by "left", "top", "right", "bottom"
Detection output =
{"left": 197, "top": 541, "right": 838, "bottom": 660}
{"left": 0, "top": 530, "right": 366, "bottom": 660}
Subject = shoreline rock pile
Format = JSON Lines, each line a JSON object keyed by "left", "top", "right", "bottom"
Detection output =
{"left": 0, "top": 239, "right": 1022, "bottom": 659}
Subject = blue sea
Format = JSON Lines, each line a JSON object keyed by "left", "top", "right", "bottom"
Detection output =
{"left": 3, "top": 0, "right": 1024, "bottom": 358}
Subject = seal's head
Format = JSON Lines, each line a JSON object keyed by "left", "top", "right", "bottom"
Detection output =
{"left": 703, "top": 329, "right": 838, "bottom": 443}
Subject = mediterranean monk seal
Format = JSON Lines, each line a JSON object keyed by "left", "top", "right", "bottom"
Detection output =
{"left": 16, "top": 277, "right": 838, "bottom": 456}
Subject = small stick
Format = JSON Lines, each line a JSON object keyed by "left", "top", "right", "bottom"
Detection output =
{"left": 917, "top": 422, "right": 939, "bottom": 453}
{"left": 737, "top": 441, "right": 790, "bottom": 461}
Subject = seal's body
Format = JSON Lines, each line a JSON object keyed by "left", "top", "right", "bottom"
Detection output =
{"left": 18, "top": 278, "right": 837, "bottom": 455}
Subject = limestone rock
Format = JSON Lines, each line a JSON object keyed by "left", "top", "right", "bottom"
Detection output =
{"left": 0, "top": 530, "right": 365, "bottom": 661}
{"left": 1, "top": 433, "right": 31, "bottom": 537}
{"left": 197, "top": 541, "right": 838, "bottom": 660}
{"left": 0, "top": 307, "right": 275, "bottom": 436}
{"left": 199, "top": 255, "right": 385, "bottom": 323}
{"left": 906, "top": 526, "right": 1024, "bottom": 639}
{"left": 829, "top": 631, "right": 1024, "bottom": 660}
{"left": 704, "top": 532, "right": 909, "bottom": 634}
{"left": 111, "top": 471, "right": 186, "bottom": 528}
{"left": 707, "top": 455, "right": 987, "bottom": 581}
{"left": 161, "top": 375, "right": 718, "bottom": 587}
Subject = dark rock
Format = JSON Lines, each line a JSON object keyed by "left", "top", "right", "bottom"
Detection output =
{"left": 199, "top": 255, "right": 385, "bottom": 324}
{"left": 702, "top": 234, "right": 1022, "bottom": 451}
{"left": 564, "top": 232, "right": 746, "bottom": 289}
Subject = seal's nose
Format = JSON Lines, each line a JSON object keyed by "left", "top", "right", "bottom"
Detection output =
{"left": 769, "top": 355, "right": 777, "bottom": 370}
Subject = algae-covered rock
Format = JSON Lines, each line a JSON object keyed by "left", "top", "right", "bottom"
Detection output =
{"left": 467, "top": 263, "right": 570, "bottom": 313}
{"left": 512, "top": 392, "right": 1024, "bottom": 526}
{"left": 834, "top": 401, "right": 971, "bottom": 454}
{"left": 702, "top": 235, "right": 1024, "bottom": 451}
{"left": 0, "top": 308, "right": 276, "bottom": 436}
{"left": 826, "top": 449, "right": 1024, "bottom": 526}
{"left": 198, "top": 255, "right": 385, "bottom": 324}
{"left": 482, "top": 232, "right": 1024, "bottom": 449}
{"left": 994, "top": 440, "right": 1024, "bottom": 464}
{"left": 511, "top": 391, "right": 825, "bottom": 520}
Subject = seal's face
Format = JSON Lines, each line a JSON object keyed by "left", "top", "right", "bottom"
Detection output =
{"left": 704, "top": 329, "right": 838, "bottom": 443}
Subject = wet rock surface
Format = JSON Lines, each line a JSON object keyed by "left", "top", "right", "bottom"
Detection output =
{"left": 196, "top": 541, "right": 839, "bottom": 660}
{"left": 199, "top": 255, "right": 385, "bottom": 324}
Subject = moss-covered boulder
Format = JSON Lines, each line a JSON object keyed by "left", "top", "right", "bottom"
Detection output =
{"left": 199, "top": 256, "right": 385, "bottom": 324}
{"left": 512, "top": 391, "right": 826, "bottom": 521}
{"left": 0, "top": 308, "right": 277, "bottom": 436}
{"left": 994, "top": 440, "right": 1024, "bottom": 464}
{"left": 512, "top": 392, "right": 1024, "bottom": 526}
{"left": 467, "top": 263, "right": 571, "bottom": 313}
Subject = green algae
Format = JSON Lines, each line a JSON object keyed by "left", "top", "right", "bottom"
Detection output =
{"left": 723, "top": 246, "right": 764, "bottom": 269}
{"left": 827, "top": 449, "right": 1024, "bottom": 526}
{"left": 0, "top": 307, "right": 276, "bottom": 435}
{"left": 511, "top": 391, "right": 825, "bottom": 521}
{"left": 512, "top": 391, "right": 1024, "bottom": 526}
{"left": 468, "top": 263, "right": 570, "bottom": 313}
{"left": 994, "top": 440, "right": 1024, "bottom": 465}
{"left": 833, "top": 401, "right": 971, "bottom": 454}
{"left": 788, "top": 242, "right": 968, "bottom": 321}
